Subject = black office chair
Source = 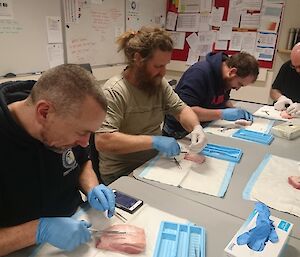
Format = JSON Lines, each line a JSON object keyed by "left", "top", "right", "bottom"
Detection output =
{"left": 88, "top": 133, "right": 102, "bottom": 182}
{"left": 79, "top": 63, "right": 93, "bottom": 74}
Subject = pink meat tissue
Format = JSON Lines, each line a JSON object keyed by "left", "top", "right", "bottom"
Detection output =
{"left": 184, "top": 153, "right": 205, "bottom": 164}
{"left": 96, "top": 224, "right": 146, "bottom": 254}
{"left": 288, "top": 176, "right": 300, "bottom": 189}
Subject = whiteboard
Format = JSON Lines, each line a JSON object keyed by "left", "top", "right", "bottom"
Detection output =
{"left": 126, "top": 0, "right": 166, "bottom": 31}
{"left": 64, "top": 0, "right": 125, "bottom": 66}
{"left": 0, "top": 0, "right": 61, "bottom": 76}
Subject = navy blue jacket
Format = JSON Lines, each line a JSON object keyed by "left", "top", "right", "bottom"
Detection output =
{"left": 163, "top": 52, "right": 230, "bottom": 138}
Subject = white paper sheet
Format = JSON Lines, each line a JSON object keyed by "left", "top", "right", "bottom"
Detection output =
{"left": 218, "top": 21, "right": 233, "bottom": 40}
{"left": 64, "top": 0, "right": 80, "bottom": 24}
{"left": 241, "top": 32, "right": 257, "bottom": 52}
{"left": 34, "top": 204, "right": 188, "bottom": 257}
{"left": 166, "top": 11, "right": 178, "bottom": 31}
{"left": 235, "top": 0, "right": 262, "bottom": 11}
{"left": 256, "top": 31, "right": 277, "bottom": 47}
{"left": 47, "top": 44, "right": 64, "bottom": 68}
{"left": 198, "top": 30, "right": 216, "bottom": 44}
{"left": 200, "top": 0, "right": 212, "bottom": 12}
{"left": 204, "top": 117, "right": 273, "bottom": 137}
{"left": 229, "top": 32, "right": 243, "bottom": 51}
{"left": 186, "top": 48, "right": 200, "bottom": 66}
{"left": 259, "top": 15, "right": 280, "bottom": 33}
{"left": 178, "top": 0, "right": 201, "bottom": 13}
{"left": 140, "top": 154, "right": 234, "bottom": 197}
{"left": 240, "top": 12, "right": 260, "bottom": 29}
{"left": 176, "top": 13, "right": 200, "bottom": 32}
{"left": 0, "top": 0, "right": 13, "bottom": 19}
{"left": 227, "top": 6, "right": 242, "bottom": 28}
{"left": 209, "top": 7, "right": 224, "bottom": 27}
{"left": 253, "top": 105, "right": 300, "bottom": 121}
{"left": 261, "top": 3, "right": 283, "bottom": 17}
{"left": 247, "top": 155, "right": 300, "bottom": 217}
{"left": 256, "top": 46, "right": 274, "bottom": 61}
{"left": 46, "top": 16, "right": 63, "bottom": 43}
{"left": 215, "top": 40, "right": 228, "bottom": 50}
{"left": 169, "top": 31, "right": 186, "bottom": 50}
{"left": 186, "top": 32, "right": 199, "bottom": 50}
{"left": 199, "top": 12, "right": 210, "bottom": 31}
{"left": 180, "top": 157, "right": 233, "bottom": 196}
{"left": 197, "top": 44, "right": 212, "bottom": 56}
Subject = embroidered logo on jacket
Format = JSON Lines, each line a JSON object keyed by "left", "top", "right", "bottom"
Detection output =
{"left": 62, "top": 149, "right": 78, "bottom": 176}
{"left": 211, "top": 95, "right": 225, "bottom": 105}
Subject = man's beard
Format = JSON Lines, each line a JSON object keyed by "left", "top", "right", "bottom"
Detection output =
{"left": 223, "top": 77, "right": 233, "bottom": 91}
{"left": 135, "top": 65, "right": 163, "bottom": 96}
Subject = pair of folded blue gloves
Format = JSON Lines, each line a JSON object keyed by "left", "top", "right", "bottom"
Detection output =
{"left": 237, "top": 202, "right": 279, "bottom": 251}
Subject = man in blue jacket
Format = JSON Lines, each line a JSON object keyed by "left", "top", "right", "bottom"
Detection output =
{"left": 163, "top": 51, "right": 259, "bottom": 138}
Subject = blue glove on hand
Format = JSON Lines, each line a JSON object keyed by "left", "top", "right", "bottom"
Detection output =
{"left": 36, "top": 217, "right": 91, "bottom": 251}
{"left": 152, "top": 136, "right": 180, "bottom": 157}
{"left": 88, "top": 184, "right": 115, "bottom": 218}
{"left": 221, "top": 108, "right": 253, "bottom": 122}
{"left": 237, "top": 202, "right": 278, "bottom": 252}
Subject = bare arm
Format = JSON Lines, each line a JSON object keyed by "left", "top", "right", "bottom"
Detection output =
{"left": 78, "top": 160, "right": 101, "bottom": 194}
{"left": 95, "top": 132, "right": 153, "bottom": 154}
{"left": 175, "top": 106, "right": 201, "bottom": 131}
{"left": 270, "top": 89, "right": 283, "bottom": 101}
{"left": 0, "top": 220, "right": 38, "bottom": 256}
{"left": 191, "top": 106, "right": 222, "bottom": 122}
{"left": 225, "top": 100, "right": 234, "bottom": 108}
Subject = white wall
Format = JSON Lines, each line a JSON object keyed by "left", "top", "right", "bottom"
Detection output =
{"left": 2, "top": 0, "right": 300, "bottom": 100}
{"left": 0, "top": 65, "right": 127, "bottom": 84}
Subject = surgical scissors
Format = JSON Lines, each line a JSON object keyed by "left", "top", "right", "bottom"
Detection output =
{"left": 89, "top": 228, "right": 127, "bottom": 236}
{"left": 173, "top": 157, "right": 182, "bottom": 169}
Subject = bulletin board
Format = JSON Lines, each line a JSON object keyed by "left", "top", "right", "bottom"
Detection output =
{"left": 126, "top": 0, "right": 167, "bottom": 31}
{"left": 167, "top": 0, "right": 284, "bottom": 69}
{"left": 0, "top": 0, "right": 61, "bottom": 76}
{"left": 64, "top": 0, "right": 125, "bottom": 66}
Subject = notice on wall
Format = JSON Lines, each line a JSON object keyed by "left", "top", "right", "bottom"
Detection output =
{"left": 47, "top": 43, "right": 64, "bottom": 68}
{"left": 0, "top": 0, "right": 13, "bottom": 19}
{"left": 46, "top": 16, "right": 63, "bottom": 43}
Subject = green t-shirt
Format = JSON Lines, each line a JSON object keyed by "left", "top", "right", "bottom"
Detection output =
{"left": 96, "top": 74, "right": 186, "bottom": 184}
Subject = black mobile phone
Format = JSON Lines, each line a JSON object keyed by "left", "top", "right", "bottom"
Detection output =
{"left": 113, "top": 189, "right": 143, "bottom": 214}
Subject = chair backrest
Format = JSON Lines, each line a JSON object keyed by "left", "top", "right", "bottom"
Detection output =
{"left": 88, "top": 133, "right": 102, "bottom": 182}
{"left": 79, "top": 63, "right": 93, "bottom": 74}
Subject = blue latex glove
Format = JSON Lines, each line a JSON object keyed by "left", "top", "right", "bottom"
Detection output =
{"left": 152, "top": 136, "right": 180, "bottom": 157}
{"left": 237, "top": 202, "right": 278, "bottom": 251}
{"left": 88, "top": 184, "right": 115, "bottom": 218}
{"left": 221, "top": 108, "right": 253, "bottom": 122}
{"left": 36, "top": 217, "right": 91, "bottom": 251}
{"left": 237, "top": 221, "right": 272, "bottom": 251}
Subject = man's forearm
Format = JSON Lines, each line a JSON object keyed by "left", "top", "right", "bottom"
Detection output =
{"left": 95, "top": 132, "right": 153, "bottom": 154}
{"left": 79, "top": 161, "right": 100, "bottom": 194}
{"left": 176, "top": 106, "right": 201, "bottom": 132}
{"left": 270, "top": 89, "right": 282, "bottom": 101}
{"left": 0, "top": 220, "right": 38, "bottom": 256}
{"left": 191, "top": 106, "right": 222, "bottom": 122}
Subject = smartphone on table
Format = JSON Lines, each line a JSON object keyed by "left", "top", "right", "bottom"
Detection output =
{"left": 113, "top": 189, "right": 143, "bottom": 214}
